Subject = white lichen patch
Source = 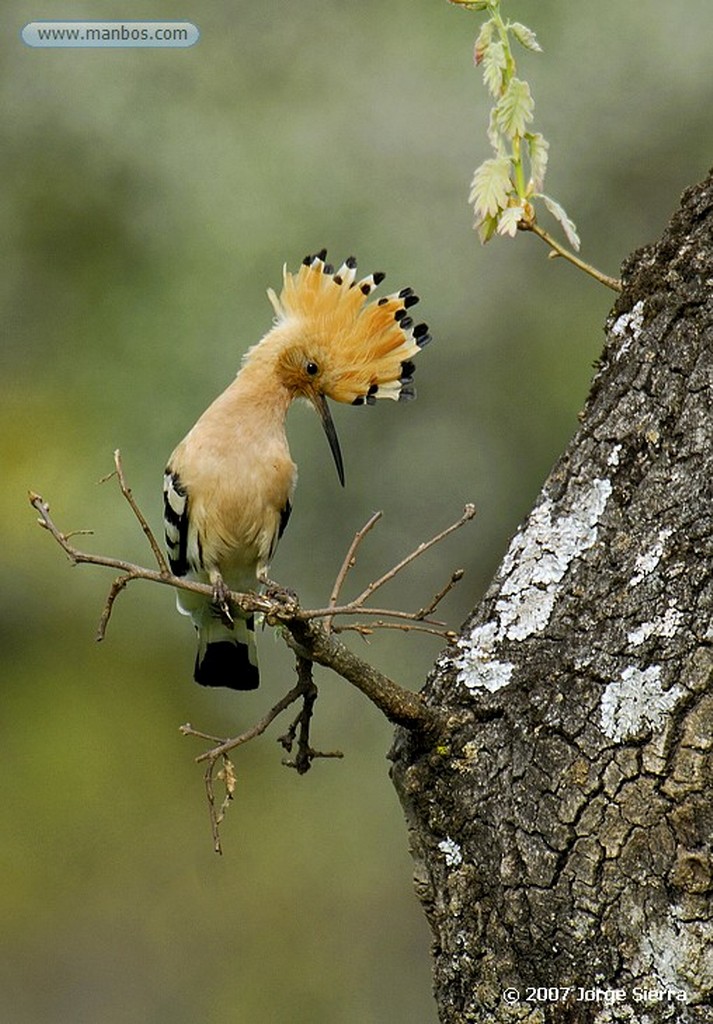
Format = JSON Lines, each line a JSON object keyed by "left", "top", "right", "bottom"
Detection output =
{"left": 607, "top": 443, "right": 623, "bottom": 467}
{"left": 611, "top": 299, "right": 646, "bottom": 359}
{"left": 497, "top": 478, "right": 612, "bottom": 641}
{"left": 600, "top": 665, "right": 683, "bottom": 742}
{"left": 438, "top": 837, "right": 463, "bottom": 868}
{"left": 637, "top": 910, "right": 713, "bottom": 997}
{"left": 453, "top": 622, "right": 514, "bottom": 693}
{"left": 629, "top": 528, "right": 673, "bottom": 586}
{"left": 627, "top": 601, "right": 683, "bottom": 647}
{"left": 454, "top": 478, "right": 612, "bottom": 694}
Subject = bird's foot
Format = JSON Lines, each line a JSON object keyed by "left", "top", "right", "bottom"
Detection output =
{"left": 210, "top": 573, "right": 234, "bottom": 628}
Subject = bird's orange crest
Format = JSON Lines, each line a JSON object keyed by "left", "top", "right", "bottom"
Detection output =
{"left": 267, "top": 249, "right": 431, "bottom": 406}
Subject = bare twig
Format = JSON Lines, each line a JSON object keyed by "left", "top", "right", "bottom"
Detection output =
{"left": 278, "top": 656, "right": 344, "bottom": 774}
{"left": 325, "top": 510, "right": 383, "bottom": 634}
{"left": 307, "top": 509, "right": 473, "bottom": 637}
{"left": 335, "top": 620, "right": 458, "bottom": 641}
{"left": 181, "top": 681, "right": 308, "bottom": 853}
{"left": 101, "top": 449, "right": 171, "bottom": 573}
{"left": 521, "top": 221, "right": 622, "bottom": 293}
{"left": 96, "top": 576, "right": 130, "bottom": 641}
{"left": 182, "top": 656, "right": 341, "bottom": 850}
{"left": 178, "top": 723, "right": 225, "bottom": 744}
{"left": 415, "top": 569, "right": 465, "bottom": 620}
{"left": 306, "top": 604, "right": 450, "bottom": 627}
{"left": 181, "top": 682, "right": 307, "bottom": 764}
{"left": 29, "top": 491, "right": 268, "bottom": 638}
{"left": 327, "top": 568, "right": 466, "bottom": 640}
{"left": 351, "top": 504, "right": 476, "bottom": 607}
{"left": 203, "top": 755, "right": 236, "bottom": 855}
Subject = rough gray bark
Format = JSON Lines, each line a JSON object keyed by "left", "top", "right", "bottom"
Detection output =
{"left": 390, "top": 171, "right": 713, "bottom": 1024}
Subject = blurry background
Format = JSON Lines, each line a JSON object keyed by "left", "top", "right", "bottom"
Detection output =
{"left": 2, "top": 1, "right": 711, "bottom": 1021}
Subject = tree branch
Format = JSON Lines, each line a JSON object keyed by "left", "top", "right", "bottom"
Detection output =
{"left": 180, "top": 680, "right": 310, "bottom": 854}
{"left": 29, "top": 469, "right": 476, "bottom": 849}
{"left": 283, "top": 618, "right": 437, "bottom": 731}
{"left": 181, "top": 656, "right": 342, "bottom": 851}
{"left": 350, "top": 503, "right": 476, "bottom": 607}
{"left": 325, "top": 510, "right": 383, "bottom": 634}
{"left": 521, "top": 220, "right": 623, "bottom": 292}
{"left": 278, "top": 656, "right": 344, "bottom": 774}
{"left": 29, "top": 485, "right": 475, "bottom": 736}
{"left": 101, "top": 449, "right": 170, "bottom": 573}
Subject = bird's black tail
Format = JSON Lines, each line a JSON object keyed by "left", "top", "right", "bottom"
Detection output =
{"left": 194, "top": 638, "right": 259, "bottom": 690}
{"left": 194, "top": 613, "right": 259, "bottom": 690}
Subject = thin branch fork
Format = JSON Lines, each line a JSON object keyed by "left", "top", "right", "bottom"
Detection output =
{"left": 341, "top": 505, "right": 475, "bottom": 612}
{"left": 322, "top": 505, "right": 475, "bottom": 636}
{"left": 29, "top": 488, "right": 272, "bottom": 640}
{"left": 340, "top": 569, "right": 467, "bottom": 638}
{"left": 278, "top": 655, "right": 344, "bottom": 775}
{"left": 325, "top": 510, "right": 383, "bottom": 633}
{"left": 181, "top": 657, "right": 342, "bottom": 853}
{"left": 179, "top": 674, "right": 313, "bottom": 854}
{"left": 101, "top": 449, "right": 170, "bottom": 574}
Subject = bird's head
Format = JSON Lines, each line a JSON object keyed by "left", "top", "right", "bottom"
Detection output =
{"left": 262, "top": 250, "right": 431, "bottom": 486}
{"left": 274, "top": 339, "right": 349, "bottom": 486}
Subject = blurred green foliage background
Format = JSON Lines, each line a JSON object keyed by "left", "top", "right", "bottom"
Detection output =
{"left": 2, "top": 1, "right": 710, "bottom": 1021}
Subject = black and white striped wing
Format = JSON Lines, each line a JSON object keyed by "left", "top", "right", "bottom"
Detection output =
{"left": 163, "top": 469, "right": 190, "bottom": 576}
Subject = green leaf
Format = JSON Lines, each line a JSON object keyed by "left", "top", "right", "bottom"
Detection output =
{"left": 526, "top": 132, "right": 549, "bottom": 192}
{"left": 473, "top": 18, "right": 495, "bottom": 66}
{"left": 482, "top": 40, "right": 507, "bottom": 98}
{"left": 487, "top": 108, "right": 506, "bottom": 156}
{"left": 476, "top": 213, "right": 499, "bottom": 245}
{"left": 469, "top": 156, "right": 512, "bottom": 219}
{"left": 495, "top": 77, "right": 534, "bottom": 138}
{"left": 448, "top": 0, "right": 491, "bottom": 10}
{"left": 541, "top": 194, "right": 581, "bottom": 251}
{"left": 509, "top": 22, "right": 542, "bottom": 53}
{"left": 497, "top": 204, "right": 525, "bottom": 238}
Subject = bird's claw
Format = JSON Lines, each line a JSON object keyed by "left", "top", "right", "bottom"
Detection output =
{"left": 211, "top": 576, "right": 234, "bottom": 627}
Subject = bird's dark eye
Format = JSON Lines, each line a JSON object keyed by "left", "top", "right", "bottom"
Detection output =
{"left": 306, "top": 361, "right": 319, "bottom": 376}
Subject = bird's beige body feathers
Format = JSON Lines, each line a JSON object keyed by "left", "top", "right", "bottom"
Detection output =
{"left": 169, "top": 354, "right": 297, "bottom": 585}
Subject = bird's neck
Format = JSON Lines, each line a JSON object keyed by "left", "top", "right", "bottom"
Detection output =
{"left": 221, "top": 325, "right": 295, "bottom": 424}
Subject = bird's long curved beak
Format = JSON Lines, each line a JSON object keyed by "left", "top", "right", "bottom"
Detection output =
{"left": 312, "top": 392, "right": 345, "bottom": 487}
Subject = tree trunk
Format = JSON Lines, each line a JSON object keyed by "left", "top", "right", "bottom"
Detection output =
{"left": 390, "top": 170, "right": 713, "bottom": 1024}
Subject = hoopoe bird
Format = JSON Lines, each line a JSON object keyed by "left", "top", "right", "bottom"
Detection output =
{"left": 163, "top": 250, "right": 431, "bottom": 690}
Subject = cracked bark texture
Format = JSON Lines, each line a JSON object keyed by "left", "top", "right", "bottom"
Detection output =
{"left": 390, "top": 171, "right": 713, "bottom": 1024}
